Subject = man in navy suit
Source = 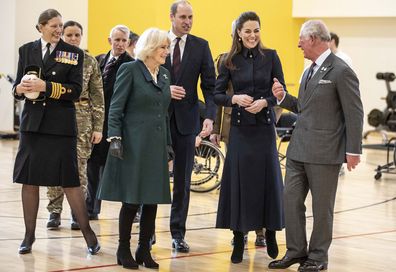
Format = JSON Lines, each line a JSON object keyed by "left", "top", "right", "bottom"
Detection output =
{"left": 164, "top": 0, "right": 216, "bottom": 252}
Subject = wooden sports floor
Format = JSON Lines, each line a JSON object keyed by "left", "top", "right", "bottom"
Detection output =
{"left": 0, "top": 135, "right": 395, "bottom": 272}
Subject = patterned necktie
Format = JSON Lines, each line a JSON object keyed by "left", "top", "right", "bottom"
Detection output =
{"left": 43, "top": 43, "right": 51, "bottom": 64}
{"left": 305, "top": 62, "right": 316, "bottom": 89}
{"left": 102, "top": 57, "right": 116, "bottom": 80}
{"left": 172, "top": 37, "right": 181, "bottom": 78}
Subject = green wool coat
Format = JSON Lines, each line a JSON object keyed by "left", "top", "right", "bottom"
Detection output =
{"left": 97, "top": 60, "right": 172, "bottom": 204}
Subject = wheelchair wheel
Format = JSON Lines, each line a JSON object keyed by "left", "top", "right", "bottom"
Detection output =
{"left": 190, "top": 140, "right": 225, "bottom": 193}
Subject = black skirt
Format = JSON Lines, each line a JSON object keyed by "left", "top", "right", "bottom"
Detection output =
{"left": 13, "top": 132, "right": 80, "bottom": 187}
{"left": 216, "top": 124, "right": 284, "bottom": 232}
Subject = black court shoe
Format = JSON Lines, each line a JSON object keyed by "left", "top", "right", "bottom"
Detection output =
{"left": 18, "top": 237, "right": 35, "bottom": 254}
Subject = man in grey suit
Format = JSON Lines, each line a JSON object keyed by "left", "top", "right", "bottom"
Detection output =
{"left": 268, "top": 20, "right": 363, "bottom": 272}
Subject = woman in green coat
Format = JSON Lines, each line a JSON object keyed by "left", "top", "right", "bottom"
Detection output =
{"left": 97, "top": 28, "right": 171, "bottom": 269}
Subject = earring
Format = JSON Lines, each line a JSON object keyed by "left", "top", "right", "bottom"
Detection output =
{"left": 238, "top": 37, "right": 241, "bottom": 41}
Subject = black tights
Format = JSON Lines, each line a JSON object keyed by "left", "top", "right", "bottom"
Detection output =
{"left": 21, "top": 184, "right": 97, "bottom": 247}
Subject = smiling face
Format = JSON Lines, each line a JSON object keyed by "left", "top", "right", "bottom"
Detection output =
{"left": 237, "top": 20, "right": 260, "bottom": 49}
{"left": 39, "top": 16, "right": 63, "bottom": 44}
{"left": 63, "top": 25, "right": 82, "bottom": 47}
{"left": 151, "top": 41, "right": 170, "bottom": 66}
{"left": 298, "top": 33, "right": 315, "bottom": 61}
{"left": 170, "top": 3, "right": 193, "bottom": 37}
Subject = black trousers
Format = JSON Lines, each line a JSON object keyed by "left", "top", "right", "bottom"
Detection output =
{"left": 169, "top": 116, "right": 195, "bottom": 239}
{"left": 86, "top": 159, "right": 103, "bottom": 216}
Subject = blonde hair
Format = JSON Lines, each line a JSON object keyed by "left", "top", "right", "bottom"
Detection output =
{"left": 135, "top": 28, "right": 170, "bottom": 61}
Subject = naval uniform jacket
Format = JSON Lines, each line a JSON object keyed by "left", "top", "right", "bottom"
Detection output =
{"left": 13, "top": 38, "right": 84, "bottom": 136}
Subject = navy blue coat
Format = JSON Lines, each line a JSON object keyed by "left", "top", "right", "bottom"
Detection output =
{"left": 215, "top": 46, "right": 285, "bottom": 232}
{"left": 163, "top": 34, "right": 216, "bottom": 135}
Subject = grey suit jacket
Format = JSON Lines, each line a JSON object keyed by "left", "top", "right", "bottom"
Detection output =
{"left": 280, "top": 53, "right": 363, "bottom": 164}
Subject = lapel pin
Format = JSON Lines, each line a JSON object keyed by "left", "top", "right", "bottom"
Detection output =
{"left": 163, "top": 74, "right": 168, "bottom": 79}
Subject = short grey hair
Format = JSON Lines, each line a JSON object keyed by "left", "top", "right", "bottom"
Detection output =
{"left": 135, "top": 28, "right": 170, "bottom": 61}
{"left": 300, "top": 20, "right": 331, "bottom": 42}
{"left": 109, "top": 24, "right": 130, "bottom": 38}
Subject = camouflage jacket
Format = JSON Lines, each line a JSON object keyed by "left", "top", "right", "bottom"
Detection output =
{"left": 77, "top": 51, "right": 104, "bottom": 133}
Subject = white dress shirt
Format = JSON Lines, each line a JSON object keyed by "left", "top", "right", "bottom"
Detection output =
{"left": 168, "top": 30, "right": 187, "bottom": 64}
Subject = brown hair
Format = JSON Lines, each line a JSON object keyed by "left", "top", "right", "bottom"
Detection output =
{"left": 35, "top": 9, "right": 61, "bottom": 32}
{"left": 170, "top": 0, "right": 192, "bottom": 16}
{"left": 224, "top": 11, "right": 265, "bottom": 70}
{"left": 63, "top": 20, "right": 83, "bottom": 35}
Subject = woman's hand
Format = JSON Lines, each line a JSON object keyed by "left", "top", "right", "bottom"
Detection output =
{"left": 245, "top": 99, "right": 267, "bottom": 114}
{"left": 231, "top": 94, "right": 253, "bottom": 107}
{"left": 20, "top": 78, "right": 46, "bottom": 93}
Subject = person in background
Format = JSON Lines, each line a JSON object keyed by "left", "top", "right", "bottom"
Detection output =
{"left": 86, "top": 25, "right": 133, "bottom": 220}
{"left": 269, "top": 20, "right": 363, "bottom": 272}
{"left": 329, "top": 32, "right": 352, "bottom": 67}
{"left": 97, "top": 28, "right": 171, "bottom": 270}
{"left": 126, "top": 31, "right": 139, "bottom": 58}
{"left": 214, "top": 11, "right": 285, "bottom": 264}
{"left": 13, "top": 9, "right": 99, "bottom": 255}
{"left": 46, "top": 20, "right": 104, "bottom": 231}
{"left": 163, "top": 0, "right": 216, "bottom": 253}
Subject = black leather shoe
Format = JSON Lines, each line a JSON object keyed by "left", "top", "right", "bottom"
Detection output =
{"left": 255, "top": 234, "right": 266, "bottom": 247}
{"left": 18, "top": 237, "right": 35, "bottom": 254}
{"left": 172, "top": 238, "right": 190, "bottom": 253}
{"left": 268, "top": 255, "right": 308, "bottom": 269}
{"left": 298, "top": 259, "right": 328, "bottom": 272}
{"left": 265, "top": 230, "right": 279, "bottom": 259}
{"left": 70, "top": 213, "right": 80, "bottom": 230}
{"left": 88, "top": 214, "right": 99, "bottom": 220}
{"left": 47, "top": 213, "right": 61, "bottom": 230}
{"left": 87, "top": 242, "right": 101, "bottom": 255}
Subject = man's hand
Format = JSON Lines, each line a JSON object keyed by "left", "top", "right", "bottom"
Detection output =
{"left": 245, "top": 99, "right": 267, "bottom": 114}
{"left": 200, "top": 118, "right": 213, "bottom": 138}
{"left": 346, "top": 154, "right": 360, "bottom": 171}
{"left": 170, "top": 85, "right": 186, "bottom": 100}
{"left": 272, "top": 77, "right": 285, "bottom": 101}
{"left": 209, "top": 134, "right": 221, "bottom": 147}
{"left": 91, "top": 131, "right": 103, "bottom": 144}
{"left": 231, "top": 94, "right": 253, "bottom": 107}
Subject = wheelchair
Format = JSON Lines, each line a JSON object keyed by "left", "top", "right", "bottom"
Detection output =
{"left": 190, "top": 139, "right": 225, "bottom": 193}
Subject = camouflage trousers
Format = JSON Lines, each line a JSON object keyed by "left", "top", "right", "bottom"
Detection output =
{"left": 46, "top": 157, "right": 88, "bottom": 213}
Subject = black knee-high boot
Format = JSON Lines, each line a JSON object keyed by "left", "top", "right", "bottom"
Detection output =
{"left": 135, "top": 204, "right": 159, "bottom": 269}
{"left": 117, "top": 203, "right": 139, "bottom": 269}
{"left": 231, "top": 231, "right": 244, "bottom": 263}
{"left": 19, "top": 185, "right": 39, "bottom": 254}
{"left": 265, "top": 229, "right": 279, "bottom": 259}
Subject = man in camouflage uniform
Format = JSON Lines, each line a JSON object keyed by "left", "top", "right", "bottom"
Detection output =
{"left": 46, "top": 35, "right": 104, "bottom": 230}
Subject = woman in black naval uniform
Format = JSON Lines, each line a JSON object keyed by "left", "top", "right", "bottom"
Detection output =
{"left": 215, "top": 11, "right": 285, "bottom": 263}
{"left": 13, "top": 9, "right": 99, "bottom": 255}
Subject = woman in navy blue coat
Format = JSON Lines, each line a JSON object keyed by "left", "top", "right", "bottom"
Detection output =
{"left": 215, "top": 11, "right": 285, "bottom": 263}
{"left": 13, "top": 9, "right": 99, "bottom": 255}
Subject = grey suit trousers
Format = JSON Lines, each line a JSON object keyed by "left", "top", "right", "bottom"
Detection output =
{"left": 284, "top": 158, "right": 341, "bottom": 262}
